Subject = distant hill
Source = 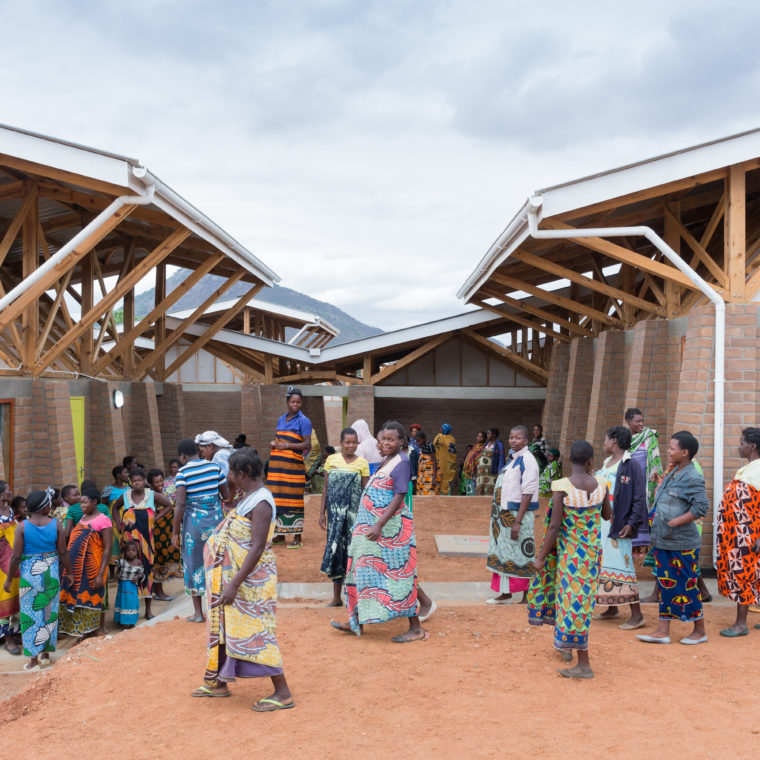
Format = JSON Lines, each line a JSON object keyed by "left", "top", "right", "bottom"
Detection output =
{"left": 125, "top": 271, "right": 382, "bottom": 345}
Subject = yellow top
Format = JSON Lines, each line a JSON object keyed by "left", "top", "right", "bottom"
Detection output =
{"left": 325, "top": 453, "right": 370, "bottom": 476}
{"left": 736, "top": 459, "right": 760, "bottom": 491}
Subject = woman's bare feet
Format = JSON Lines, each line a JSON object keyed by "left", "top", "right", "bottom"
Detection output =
{"left": 326, "top": 598, "right": 343, "bottom": 607}
{"left": 558, "top": 664, "right": 594, "bottom": 679}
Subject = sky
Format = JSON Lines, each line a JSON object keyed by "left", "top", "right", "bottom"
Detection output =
{"left": 3, "top": 0, "right": 760, "bottom": 330}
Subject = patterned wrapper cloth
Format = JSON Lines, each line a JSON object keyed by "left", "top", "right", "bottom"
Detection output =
{"left": 269, "top": 430, "right": 307, "bottom": 535}
{"left": 476, "top": 447, "right": 495, "bottom": 496}
{"left": 652, "top": 547, "right": 702, "bottom": 621}
{"left": 182, "top": 493, "right": 224, "bottom": 596}
{"left": 0, "top": 519, "right": 20, "bottom": 638}
{"left": 19, "top": 552, "right": 60, "bottom": 656}
{"left": 320, "top": 469, "right": 362, "bottom": 582}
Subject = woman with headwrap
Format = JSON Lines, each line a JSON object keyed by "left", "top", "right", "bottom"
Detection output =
{"left": 4, "top": 489, "right": 72, "bottom": 670}
{"left": 351, "top": 419, "right": 383, "bottom": 473}
{"left": 462, "top": 432, "right": 487, "bottom": 496}
{"left": 196, "top": 430, "right": 234, "bottom": 478}
{"left": 433, "top": 424, "right": 457, "bottom": 495}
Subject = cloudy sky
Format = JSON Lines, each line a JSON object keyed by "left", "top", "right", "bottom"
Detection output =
{"left": 3, "top": 0, "right": 760, "bottom": 329}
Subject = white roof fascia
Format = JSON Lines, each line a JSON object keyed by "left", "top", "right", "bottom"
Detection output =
{"left": 458, "top": 126, "right": 760, "bottom": 304}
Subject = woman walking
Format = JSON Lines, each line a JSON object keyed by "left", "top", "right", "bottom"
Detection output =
{"left": 637, "top": 431, "right": 708, "bottom": 646}
{"left": 487, "top": 426, "right": 539, "bottom": 604}
{"left": 269, "top": 387, "right": 312, "bottom": 546}
{"left": 4, "top": 489, "right": 71, "bottom": 670}
{"left": 319, "top": 428, "right": 369, "bottom": 606}
{"left": 433, "top": 424, "right": 457, "bottom": 495}
{"left": 172, "top": 439, "right": 229, "bottom": 623}
{"left": 192, "top": 447, "right": 294, "bottom": 711}
{"left": 528, "top": 440, "right": 612, "bottom": 679}
{"left": 594, "top": 426, "right": 647, "bottom": 630}
{"left": 716, "top": 427, "right": 760, "bottom": 637}
{"left": 462, "top": 432, "right": 486, "bottom": 496}
{"left": 476, "top": 428, "right": 505, "bottom": 496}
{"left": 331, "top": 421, "right": 426, "bottom": 643}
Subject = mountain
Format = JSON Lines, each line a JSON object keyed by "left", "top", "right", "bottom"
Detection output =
{"left": 126, "top": 270, "right": 382, "bottom": 345}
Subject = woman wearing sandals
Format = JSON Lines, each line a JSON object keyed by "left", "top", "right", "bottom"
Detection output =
{"left": 594, "top": 426, "right": 647, "bottom": 631}
{"left": 192, "top": 447, "right": 293, "bottom": 711}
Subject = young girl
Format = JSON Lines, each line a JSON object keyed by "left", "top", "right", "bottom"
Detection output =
{"left": 148, "top": 469, "right": 182, "bottom": 589}
{"left": 193, "top": 447, "right": 294, "bottom": 711}
{"left": 319, "top": 428, "right": 370, "bottom": 606}
{"left": 114, "top": 540, "right": 144, "bottom": 628}
{"left": 528, "top": 440, "right": 612, "bottom": 679}
{"left": 112, "top": 468, "right": 172, "bottom": 620}
{"left": 11, "top": 496, "right": 27, "bottom": 522}
{"left": 60, "top": 487, "right": 112, "bottom": 641}
{"left": 5, "top": 489, "right": 72, "bottom": 670}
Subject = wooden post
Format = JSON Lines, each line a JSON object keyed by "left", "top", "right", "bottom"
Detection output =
{"left": 663, "top": 205, "right": 681, "bottom": 318}
{"left": 264, "top": 354, "right": 274, "bottom": 384}
{"left": 80, "top": 251, "right": 95, "bottom": 373}
{"left": 122, "top": 241, "right": 135, "bottom": 377}
{"left": 154, "top": 261, "right": 166, "bottom": 378}
{"left": 21, "top": 183, "right": 39, "bottom": 370}
{"left": 725, "top": 164, "right": 746, "bottom": 302}
{"left": 363, "top": 354, "right": 372, "bottom": 384}
{"left": 243, "top": 307, "right": 250, "bottom": 335}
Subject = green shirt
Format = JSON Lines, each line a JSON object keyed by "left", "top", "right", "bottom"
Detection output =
{"left": 65, "top": 502, "right": 110, "bottom": 526}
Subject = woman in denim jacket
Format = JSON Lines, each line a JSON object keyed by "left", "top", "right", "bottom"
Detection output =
{"left": 637, "top": 431, "right": 709, "bottom": 646}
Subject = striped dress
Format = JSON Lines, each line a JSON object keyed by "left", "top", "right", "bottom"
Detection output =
{"left": 268, "top": 410, "right": 312, "bottom": 535}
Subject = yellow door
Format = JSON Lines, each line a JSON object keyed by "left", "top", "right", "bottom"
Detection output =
{"left": 70, "top": 397, "right": 85, "bottom": 484}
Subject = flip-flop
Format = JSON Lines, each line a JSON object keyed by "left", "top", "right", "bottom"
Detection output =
{"left": 185, "top": 615, "right": 205, "bottom": 623}
{"left": 154, "top": 594, "right": 175, "bottom": 601}
{"left": 636, "top": 634, "right": 670, "bottom": 644}
{"left": 251, "top": 697, "right": 295, "bottom": 712}
{"left": 486, "top": 598, "right": 512, "bottom": 605}
{"left": 720, "top": 628, "right": 748, "bottom": 637}
{"left": 391, "top": 629, "right": 430, "bottom": 644}
{"left": 558, "top": 668, "right": 593, "bottom": 679}
{"left": 287, "top": 543, "right": 302, "bottom": 549}
{"left": 330, "top": 620, "right": 357, "bottom": 635}
{"left": 618, "top": 620, "right": 647, "bottom": 630}
{"left": 680, "top": 635, "right": 708, "bottom": 645}
{"left": 419, "top": 599, "right": 437, "bottom": 623}
{"left": 192, "top": 685, "right": 231, "bottom": 698}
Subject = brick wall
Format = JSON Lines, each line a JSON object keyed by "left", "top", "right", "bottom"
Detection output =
{"left": 559, "top": 338, "right": 594, "bottom": 457}
{"left": 347, "top": 385, "right": 375, "bottom": 433}
{"left": 87, "top": 381, "right": 127, "bottom": 488}
{"left": 300, "top": 395, "right": 327, "bottom": 448}
{"left": 374, "top": 397, "right": 545, "bottom": 467}
{"left": 325, "top": 398, "right": 343, "bottom": 447}
{"left": 183, "top": 389, "right": 242, "bottom": 449}
{"left": 157, "top": 383, "right": 187, "bottom": 465}
{"left": 542, "top": 341, "right": 570, "bottom": 447}
{"left": 126, "top": 382, "right": 163, "bottom": 468}
{"left": 585, "top": 330, "right": 626, "bottom": 456}
{"left": 11, "top": 396, "right": 36, "bottom": 494}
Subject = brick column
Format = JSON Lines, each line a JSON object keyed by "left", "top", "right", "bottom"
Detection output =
{"left": 559, "top": 338, "right": 594, "bottom": 458}
{"left": 157, "top": 382, "right": 187, "bottom": 463}
{"left": 126, "top": 382, "right": 163, "bottom": 468}
{"left": 86, "top": 381, "right": 127, "bottom": 487}
{"left": 32, "top": 380, "right": 78, "bottom": 488}
{"left": 347, "top": 385, "right": 375, "bottom": 433}
{"left": 585, "top": 329, "right": 625, "bottom": 456}
{"left": 541, "top": 342, "right": 570, "bottom": 448}
{"left": 301, "top": 395, "right": 328, "bottom": 448}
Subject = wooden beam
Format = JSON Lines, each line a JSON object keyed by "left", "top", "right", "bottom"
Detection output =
{"left": 700, "top": 191, "right": 725, "bottom": 249}
{"left": 480, "top": 287, "right": 594, "bottom": 338}
{"left": 461, "top": 328, "right": 548, "bottom": 384}
{"left": 539, "top": 218, "right": 721, "bottom": 296}
{"left": 510, "top": 249, "right": 664, "bottom": 316}
{"left": 34, "top": 229, "right": 190, "bottom": 374}
{"left": 471, "top": 298, "right": 571, "bottom": 343}
{"left": 663, "top": 207, "right": 682, "bottom": 319}
{"left": 122, "top": 242, "right": 136, "bottom": 377}
{"left": 21, "top": 184, "right": 39, "bottom": 369}
{"left": 370, "top": 332, "right": 452, "bottom": 385}
{"left": 0, "top": 202, "right": 137, "bottom": 334}
{"left": 0, "top": 185, "right": 37, "bottom": 267}
{"left": 161, "top": 283, "right": 263, "bottom": 380}
{"left": 154, "top": 261, "right": 166, "bottom": 378}
{"left": 36, "top": 270, "right": 73, "bottom": 358}
{"left": 91, "top": 251, "right": 224, "bottom": 375}
{"left": 725, "top": 164, "right": 746, "bottom": 302}
{"left": 362, "top": 354, "right": 372, "bottom": 384}
{"left": 264, "top": 354, "right": 274, "bottom": 384}
{"left": 663, "top": 206, "right": 727, "bottom": 287}
{"left": 490, "top": 272, "right": 623, "bottom": 327}
{"left": 134, "top": 270, "right": 246, "bottom": 379}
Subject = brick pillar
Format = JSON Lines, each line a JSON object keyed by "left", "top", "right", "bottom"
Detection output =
{"left": 86, "top": 380, "right": 127, "bottom": 488}
{"left": 12, "top": 395, "right": 35, "bottom": 494}
{"left": 301, "top": 395, "right": 328, "bottom": 448}
{"left": 241, "top": 385, "right": 286, "bottom": 456}
{"left": 32, "top": 380, "right": 78, "bottom": 488}
{"left": 585, "top": 329, "right": 626, "bottom": 456}
{"left": 541, "top": 341, "right": 570, "bottom": 448}
{"left": 559, "top": 338, "right": 594, "bottom": 459}
{"left": 157, "top": 382, "right": 187, "bottom": 463}
{"left": 347, "top": 385, "right": 375, "bottom": 433}
{"left": 126, "top": 382, "right": 163, "bottom": 468}
{"left": 672, "top": 304, "right": 760, "bottom": 566}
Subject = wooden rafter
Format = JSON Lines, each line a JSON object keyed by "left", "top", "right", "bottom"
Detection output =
{"left": 725, "top": 164, "right": 746, "bottom": 302}
{"left": 663, "top": 206, "right": 727, "bottom": 286}
{"left": 471, "top": 298, "right": 570, "bottom": 343}
{"left": 370, "top": 332, "right": 452, "bottom": 385}
{"left": 0, "top": 183, "right": 37, "bottom": 267}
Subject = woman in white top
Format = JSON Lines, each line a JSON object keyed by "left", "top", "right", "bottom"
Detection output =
{"left": 192, "top": 447, "right": 294, "bottom": 712}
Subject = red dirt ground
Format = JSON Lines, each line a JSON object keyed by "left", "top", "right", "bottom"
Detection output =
{"left": 4, "top": 495, "right": 742, "bottom": 759}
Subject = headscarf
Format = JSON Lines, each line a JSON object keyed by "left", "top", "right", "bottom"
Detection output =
{"left": 195, "top": 431, "right": 231, "bottom": 449}
{"left": 27, "top": 488, "right": 55, "bottom": 514}
{"left": 441, "top": 423, "right": 452, "bottom": 436}
{"left": 352, "top": 419, "right": 382, "bottom": 463}
{"left": 548, "top": 448, "right": 561, "bottom": 460}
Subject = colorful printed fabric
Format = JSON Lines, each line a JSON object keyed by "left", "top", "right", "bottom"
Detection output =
{"left": 528, "top": 477, "right": 605, "bottom": 650}
{"left": 182, "top": 492, "right": 224, "bottom": 596}
{"left": 60, "top": 518, "right": 109, "bottom": 637}
{"left": 103, "top": 485, "right": 128, "bottom": 561}
{"left": 416, "top": 450, "right": 436, "bottom": 495}
{"left": 0, "top": 518, "right": 20, "bottom": 635}
{"left": 475, "top": 447, "right": 496, "bottom": 496}
{"left": 653, "top": 547, "right": 702, "bottom": 621}
{"left": 716, "top": 471, "right": 760, "bottom": 605}
{"left": 486, "top": 469, "right": 536, "bottom": 582}
{"left": 114, "top": 576, "right": 141, "bottom": 626}
{"left": 19, "top": 552, "right": 59, "bottom": 656}
{"left": 539, "top": 459, "right": 562, "bottom": 496}
{"left": 463, "top": 443, "right": 485, "bottom": 481}
{"left": 153, "top": 487, "right": 182, "bottom": 582}
{"left": 463, "top": 477, "right": 476, "bottom": 496}
{"left": 121, "top": 490, "right": 155, "bottom": 598}
{"left": 269, "top": 429, "right": 307, "bottom": 535}
{"left": 345, "top": 469, "right": 417, "bottom": 633}
{"left": 320, "top": 469, "right": 363, "bottom": 582}
{"left": 433, "top": 433, "right": 457, "bottom": 495}
{"left": 629, "top": 427, "right": 663, "bottom": 547}
{"left": 596, "top": 458, "right": 638, "bottom": 606}
{"left": 204, "top": 511, "right": 282, "bottom": 684}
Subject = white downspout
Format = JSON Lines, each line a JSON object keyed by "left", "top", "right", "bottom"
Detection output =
{"left": 526, "top": 195, "right": 725, "bottom": 568}
{"left": 0, "top": 169, "right": 156, "bottom": 314}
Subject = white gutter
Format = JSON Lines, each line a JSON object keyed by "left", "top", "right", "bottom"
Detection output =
{"left": 526, "top": 195, "right": 725, "bottom": 567}
{"left": 0, "top": 168, "right": 156, "bottom": 314}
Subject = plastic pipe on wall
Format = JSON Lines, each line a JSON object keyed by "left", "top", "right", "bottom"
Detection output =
{"left": 526, "top": 195, "right": 725, "bottom": 567}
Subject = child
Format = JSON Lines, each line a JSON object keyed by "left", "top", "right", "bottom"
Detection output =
{"left": 5, "top": 489, "right": 72, "bottom": 670}
{"left": 60, "top": 486, "right": 112, "bottom": 641}
{"left": 11, "top": 495, "right": 27, "bottom": 522}
{"left": 637, "top": 431, "right": 709, "bottom": 646}
{"left": 114, "top": 541, "right": 144, "bottom": 628}
{"left": 539, "top": 449, "right": 562, "bottom": 496}
{"left": 53, "top": 484, "right": 78, "bottom": 526}
{"left": 487, "top": 425, "right": 540, "bottom": 604}
{"left": 528, "top": 440, "right": 612, "bottom": 678}
{"left": 147, "top": 468, "right": 180, "bottom": 595}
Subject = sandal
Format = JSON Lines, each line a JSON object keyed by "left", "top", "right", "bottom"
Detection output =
{"left": 251, "top": 697, "right": 295, "bottom": 712}
{"left": 4, "top": 640, "right": 22, "bottom": 656}
{"left": 191, "top": 685, "right": 231, "bottom": 698}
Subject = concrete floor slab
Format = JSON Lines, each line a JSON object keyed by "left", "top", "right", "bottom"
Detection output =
{"left": 434, "top": 534, "right": 490, "bottom": 557}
